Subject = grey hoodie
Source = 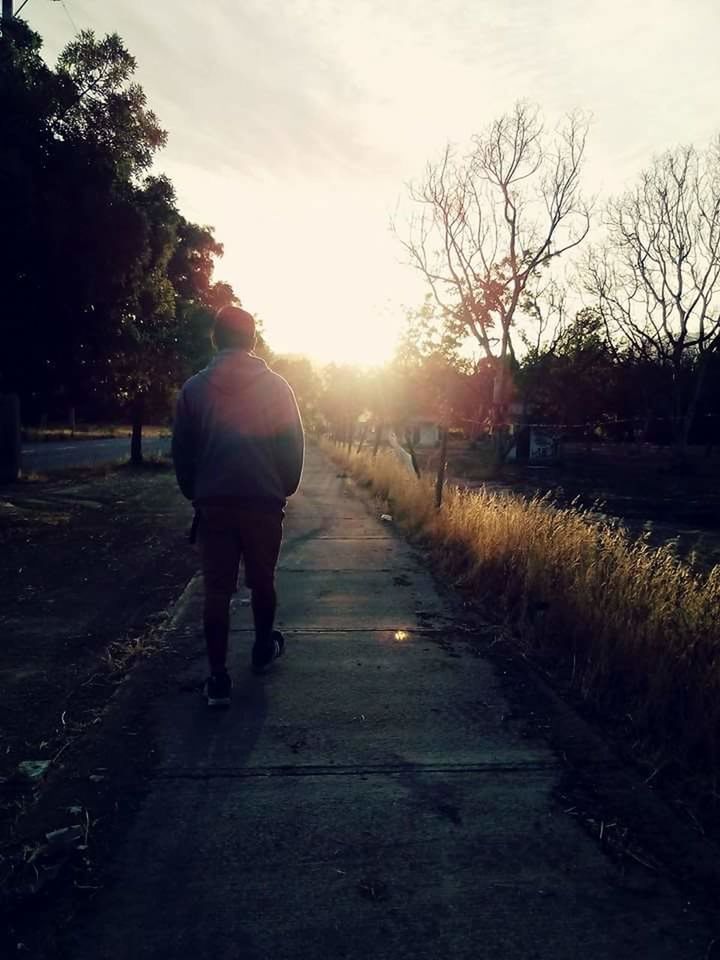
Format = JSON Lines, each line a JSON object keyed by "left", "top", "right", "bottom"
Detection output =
{"left": 172, "top": 350, "right": 304, "bottom": 510}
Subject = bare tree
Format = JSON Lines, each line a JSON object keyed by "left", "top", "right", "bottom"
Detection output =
{"left": 585, "top": 142, "right": 720, "bottom": 450}
{"left": 520, "top": 277, "right": 569, "bottom": 355}
{"left": 395, "top": 102, "right": 590, "bottom": 457}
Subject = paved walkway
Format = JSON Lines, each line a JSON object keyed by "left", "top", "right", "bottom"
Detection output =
{"left": 68, "top": 449, "right": 710, "bottom": 959}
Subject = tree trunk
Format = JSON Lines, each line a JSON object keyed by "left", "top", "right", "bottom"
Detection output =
{"left": 355, "top": 423, "right": 368, "bottom": 454}
{"left": 491, "top": 361, "right": 515, "bottom": 468}
{"left": 670, "top": 360, "right": 686, "bottom": 459}
{"left": 130, "top": 398, "right": 145, "bottom": 465}
{"left": 434, "top": 427, "right": 449, "bottom": 508}
{"left": 682, "top": 353, "right": 710, "bottom": 450}
{"left": 404, "top": 431, "right": 421, "bottom": 479}
{"left": 0, "top": 394, "right": 21, "bottom": 484}
{"left": 372, "top": 421, "right": 384, "bottom": 457}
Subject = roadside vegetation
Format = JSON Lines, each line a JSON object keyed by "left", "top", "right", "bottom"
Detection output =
{"left": 21, "top": 424, "right": 170, "bottom": 443}
{"left": 325, "top": 440, "right": 720, "bottom": 786}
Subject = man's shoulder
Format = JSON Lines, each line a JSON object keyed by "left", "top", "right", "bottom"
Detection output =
{"left": 258, "top": 365, "right": 294, "bottom": 400}
{"left": 179, "top": 366, "right": 211, "bottom": 398}
{"left": 265, "top": 367, "right": 293, "bottom": 391}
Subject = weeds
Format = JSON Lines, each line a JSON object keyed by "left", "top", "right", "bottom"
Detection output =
{"left": 104, "top": 629, "right": 167, "bottom": 673}
{"left": 22, "top": 424, "right": 170, "bottom": 443}
{"left": 324, "top": 439, "right": 720, "bottom": 775}
{"left": 17, "top": 455, "right": 171, "bottom": 485}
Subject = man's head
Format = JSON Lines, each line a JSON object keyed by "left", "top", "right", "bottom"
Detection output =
{"left": 212, "top": 305, "right": 257, "bottom": 352}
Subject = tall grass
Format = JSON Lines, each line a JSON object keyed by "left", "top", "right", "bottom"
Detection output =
{"left": 324, "top": 439, "right": 720, "bottom": 774}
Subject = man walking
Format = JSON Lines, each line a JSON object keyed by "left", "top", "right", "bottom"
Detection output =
{"left": 172, "top": 305, "right": 304, "bottom": 706}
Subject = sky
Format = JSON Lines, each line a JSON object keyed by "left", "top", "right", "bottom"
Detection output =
{"left": 28, "top": 0, "right": 720, "bottom": 365}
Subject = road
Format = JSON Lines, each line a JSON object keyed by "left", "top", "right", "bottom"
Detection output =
{"left": 63, "top": 447, "right": 715, "bottom": 959}
{"left": 21, "top": 435, "right": 171, "bottom": 473}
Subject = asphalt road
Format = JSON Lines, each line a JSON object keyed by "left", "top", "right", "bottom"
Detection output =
{"left": 21, "top": 435, "right": 171, "bottom": 473}
{"left": 64, "top": 448, "right": 715, "bottom": 959}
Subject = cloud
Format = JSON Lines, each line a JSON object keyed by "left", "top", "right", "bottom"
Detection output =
{"left": 114, "top": 0, "right": 396, "bottom": 179}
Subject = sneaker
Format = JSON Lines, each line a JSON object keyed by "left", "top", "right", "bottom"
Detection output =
{"left": 206, "top": 670, "right": 232, "bottom": 707}
{"left": 251, "top": 630, "right": 285, "bottom": 674}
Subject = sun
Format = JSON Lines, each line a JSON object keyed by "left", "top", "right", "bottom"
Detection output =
{"left": 271, "top": 314, "right": 400, "bottom": 367}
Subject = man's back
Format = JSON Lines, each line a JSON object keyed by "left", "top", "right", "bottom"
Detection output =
{"left": 172, "top": 349, "right": 304, "bottom": 508}
{"left": 172, "top": 306, "right": 303, "bottom": 705}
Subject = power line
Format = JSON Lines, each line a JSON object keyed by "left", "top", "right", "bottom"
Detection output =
{"left": 4, "top": 0, "right": 80, "bottom": 31}
{"left": 59, "top": 0, "right": 77, "bottom": 32}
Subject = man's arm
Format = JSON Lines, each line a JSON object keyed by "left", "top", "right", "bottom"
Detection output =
{"left": 274, "top": 381, "right": 305, "bottom": 497}
{"left": 171, "top": 390, "right": 197, "bottom": 501}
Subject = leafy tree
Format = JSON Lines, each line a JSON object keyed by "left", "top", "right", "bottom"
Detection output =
{"left": 271, "top": 356, "right": 323, "bottom": 431}
{"left": 0, "top": 21, "right": 237, "bottom": 461}
{"left": 109, "top": 189, "right": 242, "bottom": 462}
{"left": 519, "top": 307, "right": 617, "bottom": 430}
{"left": 0, "top": 23, "right": 167, "bottom": 418}
{"left": 317, "top": 364, "right": 370, "bottom": 446}
{"left": 54, "top": 31, "right": 166, "bottom": 176}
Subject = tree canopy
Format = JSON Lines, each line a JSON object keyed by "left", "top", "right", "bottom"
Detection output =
{"left": 0, "top": 20, "right": 237, "bottom": 450}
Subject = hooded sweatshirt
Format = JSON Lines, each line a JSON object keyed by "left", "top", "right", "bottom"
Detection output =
{"left": 172, "top": 350, "right": 304, "bottom": 510}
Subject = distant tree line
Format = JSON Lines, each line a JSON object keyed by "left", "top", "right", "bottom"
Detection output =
{"left": 286, "top": 301, "right": 720, "bottom": 458}
{"left": 0, "top": 20, "right": 244, "bottom": 459}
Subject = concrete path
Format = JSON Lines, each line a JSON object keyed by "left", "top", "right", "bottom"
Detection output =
{"left": 67, "top": 449, "right": 709, "bottom": 959}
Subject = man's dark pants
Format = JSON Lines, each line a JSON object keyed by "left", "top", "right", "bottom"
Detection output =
{"left": 198, "top": 504, "right": 283, "bottom": 673}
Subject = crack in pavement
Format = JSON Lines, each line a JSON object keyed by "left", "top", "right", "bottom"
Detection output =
{"left": 151, "top": 760, "right": 561, "bottom": 780}
{"left": 227, "top": 627, "right": 459, "bottom": 634}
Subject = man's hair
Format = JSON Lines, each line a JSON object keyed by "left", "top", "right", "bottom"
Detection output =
{"left": 212, "top": 305, "right": 257, "bottom": 351}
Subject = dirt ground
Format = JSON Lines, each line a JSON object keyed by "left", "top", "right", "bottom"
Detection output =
{"left": 0, "top": 464, "right": 199, "bottom": 948}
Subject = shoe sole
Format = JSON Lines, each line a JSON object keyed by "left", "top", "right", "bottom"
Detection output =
{"left": 207, "top": 696, "right": 231, "bottom": 707}
{"left": 252, "top": 632, "right": 285, "bottom": 675}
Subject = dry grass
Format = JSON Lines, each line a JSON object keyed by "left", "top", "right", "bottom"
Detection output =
{"left": 323, "top": 439, "right": 720, "bottom": 774}
{"left": 22, "top": 426, "right": 116, "bottom": 443}
{"left": 22, "top": 424, "right": 170, "bottom": 443}
{"left": 15, "top": 455, "right": 171, "bottom": 487}
{"left": 104, "top": 630, "right": 167, "bottom": 673}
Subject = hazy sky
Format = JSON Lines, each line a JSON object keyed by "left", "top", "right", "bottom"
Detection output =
{"left": 30, "top": 0, "right": 720, "bottom": 364}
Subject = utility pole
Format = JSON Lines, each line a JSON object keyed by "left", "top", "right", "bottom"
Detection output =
{"left": 2, "top": 0, "right": 37, "bottom": 36}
